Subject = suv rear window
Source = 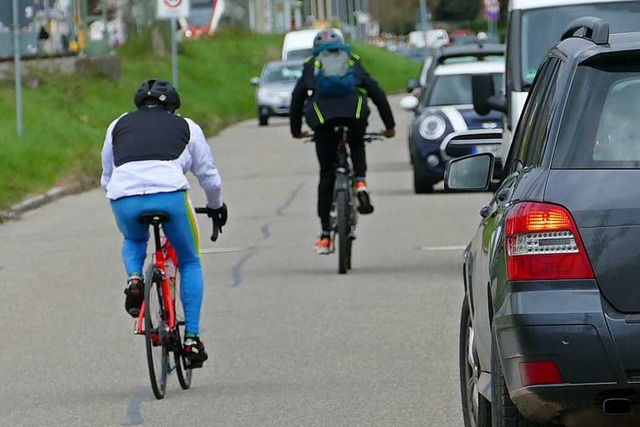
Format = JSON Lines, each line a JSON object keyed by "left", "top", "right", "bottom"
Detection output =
{"left": 552, "top": 57, "right": 640, "bottom": 169}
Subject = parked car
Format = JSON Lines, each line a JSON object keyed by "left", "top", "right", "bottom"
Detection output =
{"left": 400, "top": 60, "right": 504, "bottom": 193}
{"left": 406, "top": 43, "right": 505, "bottom": 94}
{"left": 448, "top": 18, "right": 640, "bottom": 427}
{"left": 250, "top": 60, "right": 304, "bottom": 126}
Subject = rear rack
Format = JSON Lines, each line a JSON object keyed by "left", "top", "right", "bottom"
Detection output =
{"left": 561, "top": 17, "right": 609, "bottom": 45}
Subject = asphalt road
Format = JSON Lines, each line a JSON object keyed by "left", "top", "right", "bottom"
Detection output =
{"left": 0, "top": 96, "right": 492, "bottom": 426}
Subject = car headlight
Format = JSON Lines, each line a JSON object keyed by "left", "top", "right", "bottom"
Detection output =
{"left": 419, "top": 114, "right": 446, "bottom": 140}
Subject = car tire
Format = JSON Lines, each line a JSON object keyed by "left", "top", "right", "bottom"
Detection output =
{"left": 460, "top": 297, "right": 491, "bottom": 427}
{"left": 491, "top": 327, "right": 549, "bottom": 427}
{"left": 259, "top": 114, "right": 269, "bottom": 126}
{"left": 413, "top": 162, "right": 435, "bottom": 194}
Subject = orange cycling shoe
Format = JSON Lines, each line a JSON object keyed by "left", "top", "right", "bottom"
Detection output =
{"left": 314, "top": 236, "right": 332, "bottom": 255}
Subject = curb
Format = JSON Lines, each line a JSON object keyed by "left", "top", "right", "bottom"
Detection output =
{"left": 0, "top": 180, "right": 90, "bottom": 223}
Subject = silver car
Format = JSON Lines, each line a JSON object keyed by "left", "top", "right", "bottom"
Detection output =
{"left": 251, "top": 60, "right": 304, "bottom": 126}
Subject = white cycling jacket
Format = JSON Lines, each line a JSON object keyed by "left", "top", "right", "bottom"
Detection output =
{"left": 100, "top": 112, "right": 223, "bottom": 209}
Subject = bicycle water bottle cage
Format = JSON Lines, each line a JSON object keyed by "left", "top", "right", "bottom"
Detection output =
{"left": 138, "top": 212, "right": 171, "bottom": 225}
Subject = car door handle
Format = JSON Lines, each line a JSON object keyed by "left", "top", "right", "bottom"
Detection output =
{"left": 480, "top": 205, "right": 491, "bottom": 218}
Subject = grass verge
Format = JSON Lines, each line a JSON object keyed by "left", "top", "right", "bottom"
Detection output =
{"left": 0, "top": 32, "right": 419, "bottom": 212}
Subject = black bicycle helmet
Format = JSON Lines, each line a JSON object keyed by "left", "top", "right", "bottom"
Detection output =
{"left": 313, "top": 29, "right": 344, "bottom": 49}
{"left": 133, "top": 78, "right": 181, "bottom": 110}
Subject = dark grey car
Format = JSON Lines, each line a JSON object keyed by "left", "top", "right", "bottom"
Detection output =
{"left": 447, "top": 19, "right": 640, "bottom": 427}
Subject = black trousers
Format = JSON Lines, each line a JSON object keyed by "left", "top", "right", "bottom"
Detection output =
{"left": 314, "top": 118, "right": 367, "bottom": 232}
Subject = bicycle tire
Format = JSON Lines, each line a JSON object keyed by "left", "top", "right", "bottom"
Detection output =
{"left": 144, "top": 266, "right": 168, "bottom": 399}
{"left": 337, "top": 190, "right": 350, "bottom": 274}
{"left": 174, "top": 327, "right": 192, "bottom": 389}
{"left": 173, "top": 272, "right": 193, "bottom": 390}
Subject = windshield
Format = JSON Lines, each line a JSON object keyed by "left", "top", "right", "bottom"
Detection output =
{"left": 261, "top": 63, "right": 303, "bottom": 83}
{"left": 521, "top": 2, "right": 640, "bottom": 85}
{"left": 286, "top": 48, "right": 313, "bottom": 61}
{"left": 188, "top": 5, "right": 213, "bottom": 27}
{"left": 428, "top": 73, "right": 502, "bottom": 106}
{"left": 553, "top": 59, "right": 640, "bottom": 169}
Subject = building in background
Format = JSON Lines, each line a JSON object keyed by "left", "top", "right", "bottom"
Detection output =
{"left": 250, "top": 0, "right": 303, "bottom": 34}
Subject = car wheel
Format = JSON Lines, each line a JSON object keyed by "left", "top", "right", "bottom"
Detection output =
{"left": 460, "top": 297, "right": 491, "bottom": 427}
{"left": 259, "top": 114, "right": 269, "bottom": 126}
{"left": 491, "top": 327, "right": 549, "bottom": 427}
{"left": 413, "top": 162, "right": 435, "bottom": 194}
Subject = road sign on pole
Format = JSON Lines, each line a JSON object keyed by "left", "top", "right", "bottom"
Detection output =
{"left": 484, "top": 0, "right": 500, "bottom": 22}
{"left": 157, "top": 0, "right": 190, "bottom": 89}
{"left": 157, "top": 0, "right": 190, "bottom": 20}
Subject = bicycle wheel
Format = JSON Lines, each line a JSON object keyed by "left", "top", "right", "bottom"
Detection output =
{"left": 144, "top": 266, "right": 169, "bottom": 399}
{"left": 173, "top": 273, "right": 192, "bottom": 390}
{"left": 337, "top": 190, "right": 351, "bottom": 274}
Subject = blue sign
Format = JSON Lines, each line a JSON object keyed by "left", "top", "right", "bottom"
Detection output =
{"left": 484, "top": 0, "right": 500, "bottom": 22}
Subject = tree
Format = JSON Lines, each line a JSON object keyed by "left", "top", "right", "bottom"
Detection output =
{"left": 435, "top": 0, "right": 479, "bottom": 22}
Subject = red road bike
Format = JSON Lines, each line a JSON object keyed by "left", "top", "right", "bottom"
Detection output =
{"left": 134, "top": 208, "right": 219, "bottom": 399}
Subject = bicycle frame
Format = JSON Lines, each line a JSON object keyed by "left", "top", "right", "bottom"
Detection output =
{"left": 135, "top": 223, "right": 178, "bottom": 335}
{"left": 331, "top": 127, "right": 357, "bottom": 236}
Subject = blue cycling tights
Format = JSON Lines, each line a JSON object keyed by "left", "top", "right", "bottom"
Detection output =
{"left": 111, "top": 190, "right": 203, "bottom": 335}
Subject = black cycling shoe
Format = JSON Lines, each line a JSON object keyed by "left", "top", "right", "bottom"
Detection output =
{"left": 183, "top": 335, "right": 209, "bottom": 368}
{"left": 124, "top": 273, "right": 144, "bottom": 318}
{"left": 356, "top": 189, "right": 374, "bottom": 214}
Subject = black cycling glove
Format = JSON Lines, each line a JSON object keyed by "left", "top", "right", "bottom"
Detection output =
{"left": 206, "top": 203, "right": 228, "bottom": 227}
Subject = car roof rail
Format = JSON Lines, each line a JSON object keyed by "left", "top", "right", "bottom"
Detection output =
{"left": 561, "top": 17, "right": 609, "bottom": 45}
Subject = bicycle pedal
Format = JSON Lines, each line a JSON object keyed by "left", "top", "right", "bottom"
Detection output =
{"left": 185, "top": 361, "right": 204, "bottom": 369}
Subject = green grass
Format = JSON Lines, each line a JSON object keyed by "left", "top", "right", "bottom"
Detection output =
{"left": 0, "top": 32, "right": 419, "bottom": 212}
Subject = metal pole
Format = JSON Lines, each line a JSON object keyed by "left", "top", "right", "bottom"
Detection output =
{"left": 419, "top": 0, "right": 428, "bottom": 45}
{"left": 171, "top": 18, "right": 178, "bottom": 89}
{"left": 12, "top": 0, "right": 23, "bottom": 137}
{"left": 102, "top": 0, "right": 109, "bottom": 50}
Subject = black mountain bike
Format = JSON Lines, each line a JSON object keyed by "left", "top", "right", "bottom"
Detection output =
{"left": 329, "top": 127, "right": 382, "bottom": 274}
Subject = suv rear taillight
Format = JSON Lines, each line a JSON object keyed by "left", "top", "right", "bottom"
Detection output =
{"left": 506, "top": 202, "right": 594, "bottom": 281}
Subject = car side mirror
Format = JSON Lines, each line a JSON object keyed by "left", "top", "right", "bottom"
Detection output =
{"left": 400, "top": 95, "right": 420, "bottom": 111}
{"left": 472, "top": 74, "right": 507, "bottom": 115}
{"left": 250, "top": 77, "right": 260, "bottom": 86}
{"left": 406, "top": 78, "right": 421, "bottom": 93}
{"left": 444, "top": 153, "right": 495, "bottom": 191}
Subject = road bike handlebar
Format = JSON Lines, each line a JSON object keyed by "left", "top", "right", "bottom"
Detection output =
{"left": 194, "top": 207, "right": 222, "bottom": 242}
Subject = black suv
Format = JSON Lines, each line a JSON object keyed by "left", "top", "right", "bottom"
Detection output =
{"left": 447, "top": 18, "right": 640, "bottom": 427}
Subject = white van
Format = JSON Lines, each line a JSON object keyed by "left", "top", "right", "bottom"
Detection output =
{"left": 484, "top": 0, "right": 640, "bottom": 158}
{"left": 281, "top": 28, "right": 344, "bottom": 61}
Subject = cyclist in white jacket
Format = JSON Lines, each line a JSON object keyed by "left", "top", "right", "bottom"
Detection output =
{"left": 101, "top": 78, "right": 226, "bottom": 367}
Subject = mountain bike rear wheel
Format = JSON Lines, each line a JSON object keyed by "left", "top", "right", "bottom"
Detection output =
{"left": 337, "top": 190, "right": 351, "bottom": 274}
{"left": 144, "top": 266, "right": 168, "bottom": 399}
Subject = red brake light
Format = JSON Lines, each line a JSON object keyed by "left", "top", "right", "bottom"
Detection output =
{"left": 505, "top": 202, "right": 594, "bottom": 281}
{"left": 519, "top": 361, "right": 563, "bottom": 386}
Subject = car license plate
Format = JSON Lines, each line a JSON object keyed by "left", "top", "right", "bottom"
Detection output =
{"left": 473, "top": 145, "right": 501, "bottom": 157}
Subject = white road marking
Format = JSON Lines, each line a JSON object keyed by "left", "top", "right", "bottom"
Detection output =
{"left": 419, "top": 245, "right": 466, "bottom": 251}
{"left": 200, "top": 247, "right": 253, "bottom": 254}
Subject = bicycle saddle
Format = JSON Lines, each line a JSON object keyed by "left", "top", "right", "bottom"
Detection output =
{"left": 138, "top": 212, "right": 171, "bottom": 224}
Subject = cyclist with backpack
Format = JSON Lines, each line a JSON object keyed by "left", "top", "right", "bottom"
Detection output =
{"left": 289, "top": 29, "right": 396, "bottom": 254}
{"left": 101, "top": 78, "right": 228, "bottom": 367}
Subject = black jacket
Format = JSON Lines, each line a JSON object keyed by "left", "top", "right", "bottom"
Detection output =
{"left": 289, "top": 54, "right": 396, "bottom": 135}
